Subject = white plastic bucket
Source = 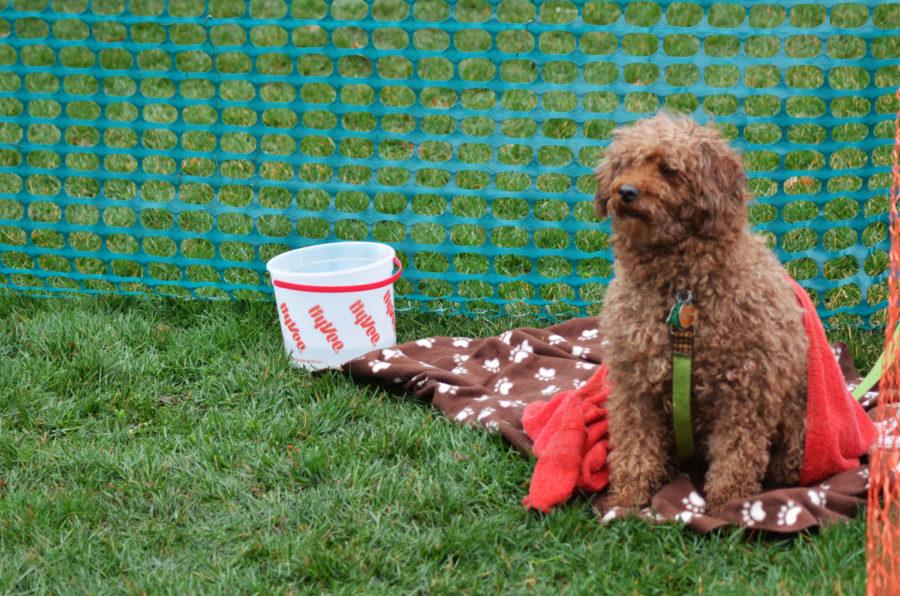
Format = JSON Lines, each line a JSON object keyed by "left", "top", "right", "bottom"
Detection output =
{"left": 266, "top": 242, "right": 401, "bottom": 370}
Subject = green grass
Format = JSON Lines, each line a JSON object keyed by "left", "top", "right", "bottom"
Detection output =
{"left": 0, "top": 291, "right": 883, "bottom": 593}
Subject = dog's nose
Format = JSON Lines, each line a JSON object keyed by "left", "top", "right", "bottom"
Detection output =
{"left": 618, "top": 184, "right": 639, "bottom": 204}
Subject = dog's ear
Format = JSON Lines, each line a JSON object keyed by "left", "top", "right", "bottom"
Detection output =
{"left": 698, "top": 139, "right": 747, "bottom": 202}
{"left": 594, "top": 158, "right": 613, "bottom": 219}
{"left": 696, "top": 136, "right": 748, "bottom": 235}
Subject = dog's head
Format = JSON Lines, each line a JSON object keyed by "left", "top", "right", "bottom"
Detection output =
{"left": 594, "top": 113, "right": 748, "bottom": 248}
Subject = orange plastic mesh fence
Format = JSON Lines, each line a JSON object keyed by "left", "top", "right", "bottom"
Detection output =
{"left": 867, "top": 87, "right": 900, "bottom": 596}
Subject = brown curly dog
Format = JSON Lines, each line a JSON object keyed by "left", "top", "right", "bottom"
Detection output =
{"left": 594, "top": 113, "right": 808, "bottom": 513}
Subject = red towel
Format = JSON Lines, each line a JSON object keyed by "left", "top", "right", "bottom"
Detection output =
{"left": 522, "top": 281, "right": 876, "bottom": 512}
{"left": 521, "top": 365, "right": 611, "bottom": 512}
{"left": 792, "top": 280, "right": 877, "bottom": 485}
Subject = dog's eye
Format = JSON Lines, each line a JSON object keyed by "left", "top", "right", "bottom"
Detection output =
{"left": 659, "top": 163, "right": 678, "bottom": 177}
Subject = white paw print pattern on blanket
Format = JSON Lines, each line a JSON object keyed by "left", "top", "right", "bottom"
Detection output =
{"left": 381, "top": 348, "right": 403, "bottom": 360}
{"left": 807, "top": 490, "right": 827, "bottom": 507}
{"left": 483, "top": 358, "right": 500, "bottom": 373}
{"left": 477, "top": 407, "right": 495, "bottom": 421}
{"left": 535, "top": 367, "right": 556, "bottom": 381}
{"left": 436, "top": 382, "right": 457, "bottom": 395}
{"left": 777, "top": 500, "right": 803, "bottom": 526}
{"left": 675, "top": 511, "right": 698, "bottom": 524}
{"left": 509, "top": 340, "right": 533, "bottom": 363}
{"left": 740, "top": 500, "right": 766, "bottom": 526}
{"left": 451, "top": 354, "right": 470, "bottom": 375}
{"left": 498, "top": 399, "right": 528, "bottom": 408}
{"left": 681, "top": 491, "right": 706, "bottom": 514}
{"left": 369, "top": 360, "right": 390, "bottom": 373}
{"left": 454, "top": 407, "right": 474, "bottom": 422}
{"left": 579, "top": 328, "right": 599, "bottom": 341}
{"left": 494, "top": 377, "right": 513, "bottom": 395}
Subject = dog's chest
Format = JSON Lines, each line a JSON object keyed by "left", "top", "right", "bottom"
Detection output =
{"left": 600, "top": 282, "right": 764, "bottom": 401}
{"left": 600, "top": 289, "right": 673, "bottom": 385}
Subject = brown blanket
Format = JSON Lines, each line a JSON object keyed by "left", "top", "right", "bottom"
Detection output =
{"left": 344, "top": 318, "right": 877, "bottom": 534}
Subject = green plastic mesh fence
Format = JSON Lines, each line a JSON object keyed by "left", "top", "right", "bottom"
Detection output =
{"left": 0, "top": 0, "right": 898, "bottom": 325}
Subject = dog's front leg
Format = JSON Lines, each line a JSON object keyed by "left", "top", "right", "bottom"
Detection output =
{"left": 605, "top": 386, "right": 673, "bottom": 509}
{"left": 703, "top": 390, "right": 776, "bottom": 513}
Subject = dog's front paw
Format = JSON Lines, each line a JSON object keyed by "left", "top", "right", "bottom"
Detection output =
{"left": 603, "top": 484, "right": 653, "bottom": 511}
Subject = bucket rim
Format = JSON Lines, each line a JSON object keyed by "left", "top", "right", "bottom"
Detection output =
{"left": 273, "top": 257, "right": 402, "bottom": 293}
{"left": 266, "top": 241, "right": 395, "bottom": 280}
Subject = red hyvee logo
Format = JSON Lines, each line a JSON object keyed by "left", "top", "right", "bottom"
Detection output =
{"left": 279, "top": 302, "right": 306, "bottom": 352}
{"left": 308, "top": 304, "right": 345, "bottom": 353}
{"left": 349, "top": 299, "right": 380, "bottom": 346}
{"left": 383, "top": 290, "right": 395, "bottom": 329}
